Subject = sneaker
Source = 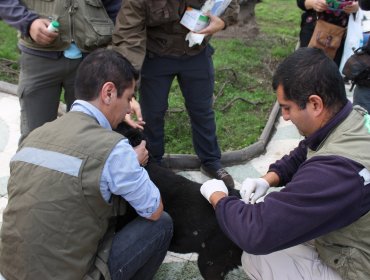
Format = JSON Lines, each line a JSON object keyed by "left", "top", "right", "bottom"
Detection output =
{"left": 200, "top": 165, "right": 235, "bottom": 189}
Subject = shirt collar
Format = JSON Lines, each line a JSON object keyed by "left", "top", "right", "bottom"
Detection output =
{"left": 70, "top": 100, "right": 112, "bottom": 130}
{"left": 304, "top": 100, "right": 353, "bottom": 151}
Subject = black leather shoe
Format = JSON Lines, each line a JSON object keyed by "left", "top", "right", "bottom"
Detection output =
{"left": 200, "top": 165, "right": 235, "bottom": 189}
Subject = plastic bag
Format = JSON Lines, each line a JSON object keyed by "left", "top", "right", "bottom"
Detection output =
{"left": 339, "top": 9, "right": 364, "bottom": 73}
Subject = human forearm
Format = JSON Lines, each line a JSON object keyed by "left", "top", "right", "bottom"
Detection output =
{"left": 209, "top": 191, "right": 227, "bottom": 208}
{"left": 112, "top": 0, "right": 147, "bottom": 70}
{"left": 0, "top": 0, "right": 38, "bottom": 36}
{"left": 148, "top": 198, "right": 164, "bottom": 221}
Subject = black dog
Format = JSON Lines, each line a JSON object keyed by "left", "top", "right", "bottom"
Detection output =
{"left": 114, "top": 123, "right": 243, "bottom": 279}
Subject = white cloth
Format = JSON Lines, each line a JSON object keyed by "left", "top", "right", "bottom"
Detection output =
{"left": 242, "top": 243, "right": 342, "bottom": 280}
{"left": 340, "top": 10, "right": 364, "bottom": 74}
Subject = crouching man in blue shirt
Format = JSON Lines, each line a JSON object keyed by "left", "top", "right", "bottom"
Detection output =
{"left": 0, "top": 49, "right": 173, "bottom": 280}
{"left": 200, "top": 47, "right": 370, "bottom": 280}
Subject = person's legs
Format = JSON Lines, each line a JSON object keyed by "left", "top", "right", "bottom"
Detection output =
{"left": 242, "top": 243, "right": 342, "bottom": 280}
{"left": 140, "top": 54, "right": 175, "bottom": 163}
{"left": 108, "top": 212, "right": 173, "bottom": 280}
{"left": 62, "top": 57, "right": 82, "bottom": 111}
{"left": 17, "top": 53, "right": 80, "bottom": 142}
{"left": 353, "top": 85, "right": 370, "bottom": 113}
{"left": 177, "top": 46, "right": 221, "bottom": 169}
{"left": 177, "top": 46, "right": 234, "bottom": 188}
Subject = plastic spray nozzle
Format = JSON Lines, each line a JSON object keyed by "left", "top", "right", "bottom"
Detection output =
{"left": 47, "top": 20, "right": 60, "bottom": 32}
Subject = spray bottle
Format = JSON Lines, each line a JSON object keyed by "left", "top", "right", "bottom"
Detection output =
{"left": 47, "top": 20, "right": 60, "bottom": 32}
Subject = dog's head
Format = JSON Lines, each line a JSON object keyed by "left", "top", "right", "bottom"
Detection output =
{"left": 114, "top": 122, "right": 147, "bottom": 148}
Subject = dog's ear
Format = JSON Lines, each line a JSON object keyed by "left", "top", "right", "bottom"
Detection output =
{"left": 114, "top": 122, "right": 145, "bottom": 148}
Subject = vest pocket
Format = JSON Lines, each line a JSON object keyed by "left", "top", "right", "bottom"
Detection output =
{"left": 81, "top": 18, "right": 114, "bottom": 49}
{"left": 75, "top": 0, "right": 114, "bottom": 51}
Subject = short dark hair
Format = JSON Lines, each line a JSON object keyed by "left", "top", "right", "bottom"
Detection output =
{"left": 74, "top": 48, "right": 139, "bottom": 101}
{"left": 272, "top": 48, "right": 347, "bottom": 112}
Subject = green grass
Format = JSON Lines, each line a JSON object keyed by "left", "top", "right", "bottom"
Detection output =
{"left": 0, "top": 21, "right": 18, "bottom": 60}
{"left": 0, "top": 20, "right": 19, "bottom": 83}
{"left": 0, "top": 0, "right": 301, "bottom": 154}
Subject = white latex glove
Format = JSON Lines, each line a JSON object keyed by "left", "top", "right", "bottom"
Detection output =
{"left": 240, "top": 178, "right": 269, "bottom": 204}
{"left": 200, "top": 179, "right": 228, "bottom": 203}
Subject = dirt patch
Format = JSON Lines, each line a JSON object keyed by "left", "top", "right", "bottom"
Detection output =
{"left": 214, "top": 22, "right": 259, "bottom": 40}
{"left": 0, "top": 58, "right": 19, "bottom": 84}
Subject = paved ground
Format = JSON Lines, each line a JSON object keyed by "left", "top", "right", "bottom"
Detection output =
{"left": 2, "top": 88, "right": 353, "bottom": 279}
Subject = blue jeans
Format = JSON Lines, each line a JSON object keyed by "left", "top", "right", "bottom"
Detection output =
{"left": 139, "top": 45, "right": 222, "bottom": 170}
{"left": 108, "top": 212, "right": 173, "bottom": 280}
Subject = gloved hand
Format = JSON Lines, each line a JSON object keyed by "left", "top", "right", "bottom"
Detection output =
{"left": 200, "top": 179, "right": 228, "bottom": 203}
{"left": 240, "top": 178, "right": 269, "bottom": 204}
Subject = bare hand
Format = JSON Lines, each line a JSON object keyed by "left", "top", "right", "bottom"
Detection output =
{"left": 29, "top": 18, "right": 58, "bottom": 45}
{"left": 125, "top": 97, "right": 145, "bottom": 130}
{"left": 134, "top": 140, "right": 149, "bottom": 166}
{"left": 197, "top": 14, "right": 225, "bottom": 36}
{"left": 343, "top": 1, "right": 359, "bottom": 14}
{"left": 309, "top": 0, "right": 328, "bottom": 12}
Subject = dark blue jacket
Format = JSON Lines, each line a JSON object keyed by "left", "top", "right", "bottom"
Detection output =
{"left": 215, "top": 101, "right": 370, "bottom": 254}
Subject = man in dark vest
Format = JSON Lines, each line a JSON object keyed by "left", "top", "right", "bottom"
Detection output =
{"left": 0, "top": 49, "right": 173, "bottom": 280}
{"left": 200, "top": 48, "right": 370, "bottom": 280}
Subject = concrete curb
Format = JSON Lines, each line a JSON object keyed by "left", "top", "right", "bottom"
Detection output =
{"left": 0, "top": 81, "right": 17, "bottom": 96}
{"left": 162, "top": 101, "right": 280, "bottom": 170}
{"left": 0, "top": 80, "right": 280, "bottom": 170}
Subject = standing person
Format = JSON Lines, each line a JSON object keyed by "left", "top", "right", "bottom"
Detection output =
{"left": 297, "top": 0, "right": 358, "bottom": 66}
{"left": 0, "top": 0, "right": 146, "bottom": 143}
{"left": 200, "top": 48, "right": 370, "bottom": 279}
{"left": 353, "top": 76, "right": 370, "bottom": 112}
{"left": 112, "top": 0, "right": 239, "bottom": 188}
{"left": 0, "top": 49, "right": 173, "bottom": 280}
{"left": 353, "top": 0, "right": 370, "bottom": 112}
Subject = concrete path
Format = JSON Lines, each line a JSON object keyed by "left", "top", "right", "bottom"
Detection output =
{"left": 2, "top": 86, "right": 352, "bottom": 279}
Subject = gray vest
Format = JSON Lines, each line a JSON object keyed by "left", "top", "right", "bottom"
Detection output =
{"left": 308, "top": 106, "right": 370, "bottom": 279}
{"left": 19, "top": 0, "right": 114, "bottom": 52}
{"left": 0, "top": 112, "right": 124, "bottom": 280}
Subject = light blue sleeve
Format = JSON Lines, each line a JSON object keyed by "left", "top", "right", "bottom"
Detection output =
{"left": 100, "top": 139, "right": 161, "bottom": 218}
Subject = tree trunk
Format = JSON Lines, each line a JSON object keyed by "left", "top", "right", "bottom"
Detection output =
{"left": 215, "top": 0, "right": 262, "bottom": 40}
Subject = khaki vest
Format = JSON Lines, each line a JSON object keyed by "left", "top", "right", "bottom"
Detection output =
{"left": 113, "top": 0, "right": 239, "bottom": 70}
{"left": 307, "top": 106, "right": 370, "bottom": 279}
{"left": 0, "top": 112, "right": 124, "bottom": 280}
{"left": 19, "top": 0, "right": 114, "bottom": 52}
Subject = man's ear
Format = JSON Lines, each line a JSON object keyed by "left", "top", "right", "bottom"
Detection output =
{"left": 308, "top": 94, "right": 324, "bottom": 116}
{"left": 101, "top": 82, "right": 116, "bottom": 105}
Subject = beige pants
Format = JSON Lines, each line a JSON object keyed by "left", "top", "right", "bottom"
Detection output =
{"left": 242, "top": 243, "right": 342, "bottom": 280}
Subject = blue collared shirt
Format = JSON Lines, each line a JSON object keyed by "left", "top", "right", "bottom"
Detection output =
{"left": 71, "top": 100, "right": 160, "bottom": 218}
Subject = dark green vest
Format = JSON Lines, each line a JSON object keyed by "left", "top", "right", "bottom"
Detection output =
{"left": 19, "top": 0, "right": 114, "bottom": 52}
{"left": 0, "top": 112, "right": 124, "bottom": 280}
{"left": 308, "top": 106, "right": 370, "bottom": 279}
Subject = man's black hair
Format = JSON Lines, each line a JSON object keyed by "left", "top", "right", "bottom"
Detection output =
{"left": 74, "top": 48, "right": 139, "bottom": 101}
{"left": 272, "top": 47, "right": 347, "bottom": 113}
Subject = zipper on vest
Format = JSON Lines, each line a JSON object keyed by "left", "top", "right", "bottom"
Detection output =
{"left": 68, "top": 1, "right": 78, "bottom": 43}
